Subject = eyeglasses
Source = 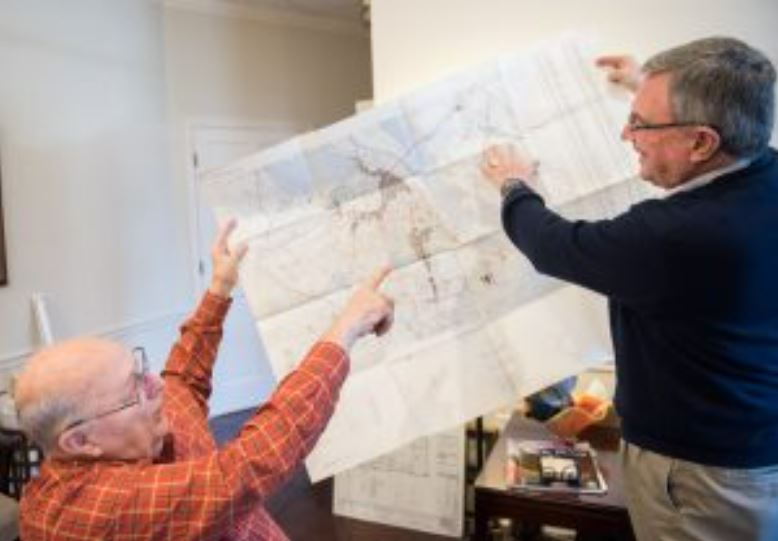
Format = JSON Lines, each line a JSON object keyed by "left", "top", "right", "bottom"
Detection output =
{"left": 625, "top": 112, "right": 701, "bottom": 132}
{"left": 61, "top": 347, "right": 150, "bottom": 432}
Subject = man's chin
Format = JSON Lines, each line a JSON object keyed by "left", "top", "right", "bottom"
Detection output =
{"left": 152, "top": 438, "right": 165, "bottom": 458}
{"left": 159, "top": 413, "right": 169, "bottom": 433}
{"left": 638, "top": 165, "right": 660, "bottom": 186}
{"left": 152, "top": 416, "right": 171, "bottom": 458}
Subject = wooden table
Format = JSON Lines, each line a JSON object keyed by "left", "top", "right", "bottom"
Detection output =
{"left": 474, "top": 414, "right": 635, "bottom": 540}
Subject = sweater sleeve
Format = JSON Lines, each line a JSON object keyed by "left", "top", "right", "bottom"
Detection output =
{"left": 501, "top": 183, "right": 670, "bottom": 306}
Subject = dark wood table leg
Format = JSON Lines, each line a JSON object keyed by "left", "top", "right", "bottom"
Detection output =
{"left": 474, "top": 497, "right": 490, "bottom": 541}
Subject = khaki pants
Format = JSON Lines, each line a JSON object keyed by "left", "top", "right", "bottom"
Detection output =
{"left": 621, "top": 441, "right": 778, "bottom": 541}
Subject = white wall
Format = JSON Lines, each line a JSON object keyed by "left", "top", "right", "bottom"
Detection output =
{"left": 372, "top": 0, "right": 778, "bottom": 104}
{"left": 163, "top": 5, "right": 372, "bottom": 290}
{"left": 0, "top": 2, "right": 373, "bottom": 417}
{"left": 163, "top": 6, "right": 372, "bottom": 412}
{"left": 0, "top": 1, "right": 187, "bottom": 373}
{"left": 164, "top": 7, "right": 372, "bottom": 132}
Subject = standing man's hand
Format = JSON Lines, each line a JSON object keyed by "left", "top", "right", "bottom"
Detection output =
{"left": 323, "top": 267, "right": 395, "bottom": 351}
{"left": 209, "top": 218, "right": 249, "bottom": 298}
{"left": 481, "top": 144, "right": 539, "bottom": 195}
{"left": 596, "top": 55, "right": 641, "bottom": 92}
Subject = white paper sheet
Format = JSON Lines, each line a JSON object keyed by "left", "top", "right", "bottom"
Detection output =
{"left": 201, "top": 34, "right": 648, "bottom": 483}
{"left": 333, "top": 427, "right": 465, "bottom": 538}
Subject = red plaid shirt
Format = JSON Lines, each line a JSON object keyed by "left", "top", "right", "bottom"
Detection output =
{"left": 20, "top": 292, "right": 349, "bottom": 540}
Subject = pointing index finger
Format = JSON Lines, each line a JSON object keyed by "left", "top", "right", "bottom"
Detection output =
{"left": 366, "top": 266, "right": 392, "bottom": 290}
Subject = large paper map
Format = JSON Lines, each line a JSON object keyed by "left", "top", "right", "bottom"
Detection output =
{"left": 201, "top": 35, "right": 653, "bottom": 481}
{"left": 333, "top": 426, "right": 465, "bottom": 537}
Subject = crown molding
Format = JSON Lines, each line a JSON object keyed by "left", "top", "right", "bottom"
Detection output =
{"left": 163, "top": 0, "right": 368, "bottom": 38}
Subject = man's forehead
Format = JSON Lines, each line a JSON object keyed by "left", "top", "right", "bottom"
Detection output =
{"left": 636, "top": 73, "right": 672, "bottom": 104}
{"left": 633, "top": 74, "right": 673, "bottom": 119}
{"left": 19, "top": 339, "right": 133, "bottom": 398}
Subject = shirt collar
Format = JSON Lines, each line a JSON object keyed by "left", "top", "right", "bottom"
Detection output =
{"left": 666, "top": 158, "right": 751, "bottom": 196}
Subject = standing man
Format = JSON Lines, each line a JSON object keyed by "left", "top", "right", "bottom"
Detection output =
{"left": 482, "top": 37, "right": 778, "bottom": 541}
{"left": 14, "top": 219, "right": 394, "bottom": 540}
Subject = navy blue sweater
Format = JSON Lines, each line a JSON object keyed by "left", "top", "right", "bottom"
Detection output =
{"left": 501, "top": 149, "right": 778, "bottom": 467}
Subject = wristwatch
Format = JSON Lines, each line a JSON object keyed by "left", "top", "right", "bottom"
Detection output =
{"left": 500, "top": 178, "right": 526, "bottom": 199}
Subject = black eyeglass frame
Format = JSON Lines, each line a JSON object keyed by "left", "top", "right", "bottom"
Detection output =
{"left": 625, "top": 112, "right": 716, "bottom": 133}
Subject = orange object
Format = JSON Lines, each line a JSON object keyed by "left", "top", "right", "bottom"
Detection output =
{"left": 545, "top": 394, "right": 612, "bottom": 438}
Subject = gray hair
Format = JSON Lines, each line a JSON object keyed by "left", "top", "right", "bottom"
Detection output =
{"left": 15, "top": 390, "right": 80, "bottom": 454}
{"left": 643, "top": 36, "right": 775, "bottom": 158}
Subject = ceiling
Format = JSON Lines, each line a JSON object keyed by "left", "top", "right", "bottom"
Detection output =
{"left": 212, "top": 0, "right": 365, "bottom": 22}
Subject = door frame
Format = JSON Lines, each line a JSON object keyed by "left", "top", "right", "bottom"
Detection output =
{"left": 184, "top": 117, "right": 302, "bottom": 296}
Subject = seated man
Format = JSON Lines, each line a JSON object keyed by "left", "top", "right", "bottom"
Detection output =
{"left": 14, "top": 219, "right": 395, "bottom": 541}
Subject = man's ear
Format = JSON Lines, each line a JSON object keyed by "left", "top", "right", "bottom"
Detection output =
{"left": 690, "top": 126, "right": 722, "bottom": 162}
{"left": 58, "top": 427, "right": 103, "bottom": 458}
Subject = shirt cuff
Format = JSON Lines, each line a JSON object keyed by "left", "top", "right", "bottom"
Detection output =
{"left": 501, "top": 177, "right": 528, "bottom": 199}
{"left": 192, "top": 290, "right": 233, "bottom": 326}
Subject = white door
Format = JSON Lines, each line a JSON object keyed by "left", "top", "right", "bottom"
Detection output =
{"left": 190, "top": 122, "right": 299, "bottom": 416}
